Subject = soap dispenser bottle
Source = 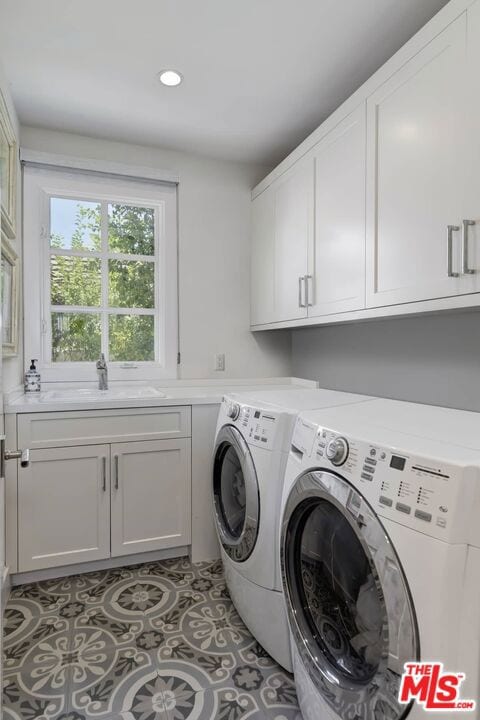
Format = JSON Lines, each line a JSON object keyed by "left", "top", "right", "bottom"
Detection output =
{"left": 24, "top": 359, "right": 41, "bottom": 393}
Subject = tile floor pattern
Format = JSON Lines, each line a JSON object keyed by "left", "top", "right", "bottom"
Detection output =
{"left": 3, "top": 558, "right": 302, "bottom": 720}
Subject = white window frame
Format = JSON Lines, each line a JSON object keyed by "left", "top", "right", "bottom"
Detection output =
{"left": 24, "top": 165, "right": 178, "bottom": 382}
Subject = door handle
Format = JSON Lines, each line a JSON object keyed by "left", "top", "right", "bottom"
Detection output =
{"left": 305, "top": 275, "right": 313, "bottom": 307}
{"left": 298, "top": 276, "right": 306, "bottom": 308}
{"left": 4, "top": 448, "right": 30, "bottom": 468}
{"left": 114, "top": 455, "right": 119, "bottom": 490}
{"left": 102, "top": 457, "right": 106, "bottom": 492}
{"left": 462, "top": 219, "right": 476, "bottom": 275}
{"left": 447, "top": 225, "right": 460, "bottom": 277}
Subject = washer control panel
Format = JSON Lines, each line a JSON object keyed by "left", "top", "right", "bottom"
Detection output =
{"left": 291, "top": 416, "right": 472, "bottom": 544}
{"left": 325, "top": 436, "right": 349, "bottom": 466}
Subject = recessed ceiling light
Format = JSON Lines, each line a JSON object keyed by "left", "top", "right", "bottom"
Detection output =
{"left": 158, "top": 70, "right": 183, "bottom": 87}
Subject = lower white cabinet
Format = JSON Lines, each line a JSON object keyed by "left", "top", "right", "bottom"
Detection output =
{"left": 17, "top": 436, "right": 192, "bottom": 573}
{"left": 18, "top": 445, "right": 111, "bottom": 572}
{"left": 110, "top": 439, "right": 191, "bottom": 557}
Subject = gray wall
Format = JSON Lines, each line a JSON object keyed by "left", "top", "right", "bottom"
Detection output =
{"left": 291, "top": 310, "right": 480, "bottom": 412}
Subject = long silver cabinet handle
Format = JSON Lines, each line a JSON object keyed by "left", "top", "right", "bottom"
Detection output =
{"left": 114, "top": 455, "right": 119, "bottom": 490}
{"left": 305, "top": 275, "right": 313, "bottom": 307}
{"left": 298, "top": 276, "right": 306, "bottom": 307}
{"left": 462, "top": 219, "right": 476, "bottom": 274}
{"left": 447, "top": 225, "right": 460, "bottom": 277}
{"left": 102, "top": 457, "right": 106, "bottom": 492}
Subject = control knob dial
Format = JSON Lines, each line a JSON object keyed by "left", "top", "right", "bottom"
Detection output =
{"left": 326, "top": 436, "right": 349, "bottom": 466}
{"left": 227, "top": 402, "right": 241, "bottom": 420}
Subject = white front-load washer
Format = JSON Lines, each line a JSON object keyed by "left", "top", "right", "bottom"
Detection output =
{"left": 212, "top": 388, "right": 373, "bottom": 671}
{"left": 280, "top": 399, "right": 480, "bottom": 720}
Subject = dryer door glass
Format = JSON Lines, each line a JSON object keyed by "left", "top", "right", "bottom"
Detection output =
{"left": 213, "top": 425, "right": 260, "bottom": 562}
{"left": 281, "top": 471, "right": 418, "bottom": 720}
{"left": 218, "top": 444, "right": 246, "bottom": 539}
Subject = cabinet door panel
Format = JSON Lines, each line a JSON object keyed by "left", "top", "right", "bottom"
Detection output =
{"left": 462, "top": 0, "right": 480, "bottom": 290}
{"left": 273, "top": 160, "right": 313, "bottom": 321}
{"left": 18, "top": 445, "right": 110, "bottom": 571}
{"left": 251, "top": 160, "right": 313, "bottom": 326}
{"left": 251, "top": 188, "right": 275, "bottom": 326}
{"left": 309, "top": 104, "right": 366, "bottom": 317}
{"left": 366, "top": 14, "right": 469, "bottom": 307}
{"left": 111, "top": 439, "right": 191, "bottom": 557}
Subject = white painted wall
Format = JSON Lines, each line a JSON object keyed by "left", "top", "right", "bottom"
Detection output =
{"left": 0, "top": 62, "right": 23, "bottom": 393}
{"left": 292, "top": 311, "right": 480, "bottom": 412}
{"left": 20, "top": 125, "right": 292, "bottom": 380}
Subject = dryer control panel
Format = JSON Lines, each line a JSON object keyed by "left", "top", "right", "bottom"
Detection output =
{"left": 291, "top": 416, "right": 475, "bottom": 544}
{"left": 234, "top": 404, "right": 280, "bottom": 450}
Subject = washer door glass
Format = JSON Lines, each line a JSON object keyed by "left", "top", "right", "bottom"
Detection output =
{"left": 282, "top": 471, "right": 419, "bottom": 720}
{"left": 300, "top": 500, "right": 385, "bottom": 683}
{"left": 213, "top": 425, "right": 260, "bottom": 562}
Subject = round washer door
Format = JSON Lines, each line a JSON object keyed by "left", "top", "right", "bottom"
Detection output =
{"left": 281, "top": 470, "right": 419, "bottom": 720}
{"left": 213, "top": 425, "right": 260, "bottom": 562}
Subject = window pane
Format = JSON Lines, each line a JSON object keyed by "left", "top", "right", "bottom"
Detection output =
{"left": 108, "top": 204, "right": 155, "bottom": 255}
{"left": 50, "top": 198, "right": 101, "bottom": 251}
{"left": 51, "top": 255, "right": 102, "bottom": 306}
{"left": 109, "top": 315, "right": 154, "bottom": 362}
{"left": 108, "top": 259, "right": 154, "bottom": 308}
{"left": 51, "top": 313, "right": 101, "bottom": 362}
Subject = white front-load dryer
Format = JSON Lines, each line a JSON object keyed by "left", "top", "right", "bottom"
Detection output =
{"left": 280, "top": 399, "right": 480, "bottom": 720}
{"left": 212, "top": 388, "right": 373, "bottom": 671}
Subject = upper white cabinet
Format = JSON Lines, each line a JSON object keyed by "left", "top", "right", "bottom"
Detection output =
{"left": 251, "top": 107, "right": 364, "bottom": 325}
{"left": 273, "top": 161, "right": 313, "bottom": 321}
{"left": 251, "top": 0, "right": 480, "bottom": 329}
{"left": 251, "top": 188, "right": 275, "bottom": 325}
{"left": 309, "top": 104, "right": 366, "bottom": 317}
{"left": 463, "top": 0, "right": 480, "bottom": 278}
{"left": 366, "top": 12, "right": 475, "bottom": 307}
{"left": 251, "top": 159, "right": 313, "bottom": 325}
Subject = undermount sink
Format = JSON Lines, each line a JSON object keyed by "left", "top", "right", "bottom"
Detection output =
{"left": 39, "top": 386, "right": 167, "bottom": 402}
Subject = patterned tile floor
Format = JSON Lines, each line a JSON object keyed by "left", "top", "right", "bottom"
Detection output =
{"left": 2, "top": 557, "right": 301, "bottom": 720}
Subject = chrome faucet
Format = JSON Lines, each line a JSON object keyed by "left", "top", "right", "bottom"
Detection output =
{"left": 96, "top": 353, "right": 108, "bottom": 391}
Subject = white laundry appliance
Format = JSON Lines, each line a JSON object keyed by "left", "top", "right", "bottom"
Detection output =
{"left": 212, "top": 388, "right": 373, "bottom": 671}
{"left": 280, "top": 398, "right": 480, "bottom": 720}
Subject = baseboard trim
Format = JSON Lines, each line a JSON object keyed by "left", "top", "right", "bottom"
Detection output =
{"left": 11, "top": 546, "right": 190, "bottom": 586}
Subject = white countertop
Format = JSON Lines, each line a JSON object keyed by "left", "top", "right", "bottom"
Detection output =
{"left": 5, "top": 377, "right": 317, "bottom": 414}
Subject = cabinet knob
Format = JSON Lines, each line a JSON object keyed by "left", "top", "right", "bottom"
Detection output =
{"left": 4, "top": 448, "right": 30, "bottom": 468}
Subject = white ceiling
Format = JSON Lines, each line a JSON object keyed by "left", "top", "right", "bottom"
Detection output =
{"left": 0, "top": 0, "right": 449, "bottom": 166}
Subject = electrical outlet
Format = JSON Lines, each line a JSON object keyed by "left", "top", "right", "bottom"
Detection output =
{"left": 214, "top": 353, "right": 225, "bottom": 371}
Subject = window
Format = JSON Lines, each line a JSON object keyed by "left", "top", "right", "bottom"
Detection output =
{"left": 49, "top": 198, "right": 156, "bottom": 363}
{"left": 24, "top": 165, "right": 178, "bottom": 381}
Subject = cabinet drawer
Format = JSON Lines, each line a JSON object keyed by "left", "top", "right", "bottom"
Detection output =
{"left": 18, "top": 406, "right": 191, "bottom": 449}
